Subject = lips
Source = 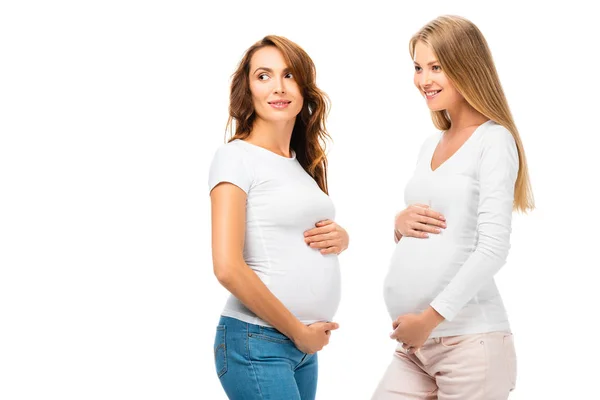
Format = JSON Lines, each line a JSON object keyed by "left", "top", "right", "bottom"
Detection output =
{"left": 268, "top": 100, "right": 292, "bottom": 109}
{"left": 424, "top": 90, "right": 441, "bottom": 99}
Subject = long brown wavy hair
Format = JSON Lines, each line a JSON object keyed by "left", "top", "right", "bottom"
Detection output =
{"left": 226, "top": 35, "right": 331, "bottom": 194}
{"left": 410, "top": 15, "right": 535, "bottom": 213}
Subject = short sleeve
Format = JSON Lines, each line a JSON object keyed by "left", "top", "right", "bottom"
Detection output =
{"left": 208, "top": 143, "right": 253, "bottom": 194}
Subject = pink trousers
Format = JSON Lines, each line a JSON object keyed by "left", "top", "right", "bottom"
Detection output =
{"left": 372, "top": 331, "right": 517, "bottom": 400}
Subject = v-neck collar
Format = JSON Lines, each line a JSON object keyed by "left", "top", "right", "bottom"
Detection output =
{"left": 428, "top": 120, "right": 493, "bottom": 173}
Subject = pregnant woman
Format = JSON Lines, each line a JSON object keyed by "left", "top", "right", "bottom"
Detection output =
{"left": 209, "top": 35, "right": 349, "bottom": 399}
{"left": 373, "top": 16, "right": 535, "bottom": 400}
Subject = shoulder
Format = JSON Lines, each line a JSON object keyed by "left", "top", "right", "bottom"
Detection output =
{"left": 212, "top": 139, "right": 249, "bottom": 161}
{"left": 208, "top": 140, "right": 255, "bottom": 193}
{"left": 424, "top": 131, "right": 442, "bottom": 145}
{"left": 477, "top": 121, "right": 519, "bottom": 174}
{"left": 480, "top": 121, "right": 516, "bottom": 150}
{"left": 210, "top": 140, "right": 256, "bottom": 170}
{"left": 418, "top": 131, "right": 442, "bottom": 153}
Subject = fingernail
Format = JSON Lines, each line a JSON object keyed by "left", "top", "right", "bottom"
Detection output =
{"left": 442, "top": 223, "right": 447, "bottom": 228}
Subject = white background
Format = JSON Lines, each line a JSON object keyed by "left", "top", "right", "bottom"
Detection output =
{"left": 1, "top": 1, "right": 598, "bottom": 399}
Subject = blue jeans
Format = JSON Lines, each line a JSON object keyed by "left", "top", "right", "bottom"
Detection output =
{"left": 213, "top": 316, "right": 318, "bottom": 399}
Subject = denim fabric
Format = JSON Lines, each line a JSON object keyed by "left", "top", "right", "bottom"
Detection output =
{"left": 214, "top": 316, "right": 318, "bottom": 400}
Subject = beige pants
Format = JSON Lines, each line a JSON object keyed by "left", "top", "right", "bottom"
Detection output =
{"left": 372, "top": 331, "right": 517, "bottom": 400}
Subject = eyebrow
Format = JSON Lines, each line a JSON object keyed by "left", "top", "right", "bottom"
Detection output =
{"left": 413, "top": 60, "right": 440, "bottom": 66}
{"left": 252, "top": 67, "right": 291, "bottom": 74}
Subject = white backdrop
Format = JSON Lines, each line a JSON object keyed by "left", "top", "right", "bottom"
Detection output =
{"left": 1, "top": 1, "right": 598, "bottom": 399}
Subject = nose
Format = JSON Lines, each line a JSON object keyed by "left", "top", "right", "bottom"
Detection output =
{"left": 419, "top": 70, "right": 432, "bottom": 88}
{"left": 273, "top": 76, "right": 286, "bottom": 94}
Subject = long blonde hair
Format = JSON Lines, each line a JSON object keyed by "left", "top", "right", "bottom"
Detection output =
{"left": 410, "top": 15, "right": 534, "bottom": 212}
{"left": 226, "top": 35, "right": 331, "bottom": 194}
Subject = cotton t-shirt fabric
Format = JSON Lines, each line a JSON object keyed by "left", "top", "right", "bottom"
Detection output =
{"left": 208, "top": 139, "right": 341, "bottom": 327}
{"left": 384, "top": 120, "right": 518, "bottom": 337}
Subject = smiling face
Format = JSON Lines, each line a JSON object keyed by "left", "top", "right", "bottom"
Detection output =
{"left": 248, "top": 46, "right": 304, "bottom": 124}
{"left": 413, "top": 41, "right": 464, "bottom": 112}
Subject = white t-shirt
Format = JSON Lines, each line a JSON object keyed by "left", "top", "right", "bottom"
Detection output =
{"left": 384, "top": 120, "right": 518, "bottom": 337}
{"left": 208, "top": 139, "right": 341, "bottom": 327}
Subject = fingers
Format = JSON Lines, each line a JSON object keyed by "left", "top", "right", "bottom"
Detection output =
{"left": 308, "top": 321, "right": 339, "bottom": 330}
{"left": 304, "top": 232, "right": 335, "bottom": 244}
{"left": 309, "top": 239, "right": 337, "bottom": 249}
{"left": 416, "top": 207, "right": 445, "bottom": 221}
{"left": 396, "top": 205, "right": 446, "bottom": 240}
{"left": 315, "top": 219, "right": 334, "bottom": 227}
{"left": 323, "top": 322, "right": 339, "bottom": 331}
{"left": 304, "top": 229, "right": 342, "bottom": 253}
{"left": 417, "top": 215, "right": 447, "bottom": 228}
{"left": 405, "top": 229, "right": 430, "bottom": 239}
{"left": 413, "top": 222, "right": 443, "bottom": 234}
{"left": 309, "top": 321, "right": 339, "bottom": 333}
{"left": 320, "top": 247, "right": 339, "bottom": 255}
{"left": 304, "top": 224, "right": 335, "bottom": 237}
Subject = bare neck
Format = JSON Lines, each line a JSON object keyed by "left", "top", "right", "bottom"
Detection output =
{"left": 445, "top": 100, "right": 488, "bottom": 137}
{"left": 247, "top": 117, "right": 296, "bottom": 158}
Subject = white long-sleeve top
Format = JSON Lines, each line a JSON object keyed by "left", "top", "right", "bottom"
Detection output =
{"left": 384, "top": 120, "right": 518, "bottom": 337}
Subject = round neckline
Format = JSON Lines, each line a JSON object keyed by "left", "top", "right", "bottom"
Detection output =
{"left": 234, "top": 139, "right": 296, "bottom": 161}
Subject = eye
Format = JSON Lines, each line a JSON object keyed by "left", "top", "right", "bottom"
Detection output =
{"left": 432, "top": 65, "right": 442, "bottom": 71}
{"left": 285, "top": 72, "right": 294, "bottom": 79}
{"left": 258, "top": 73, "right": 269, "bottom": 81}
{"left": 414, "top": 65, "right": 422, "bottom": 72}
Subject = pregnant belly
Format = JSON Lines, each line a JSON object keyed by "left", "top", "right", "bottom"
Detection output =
{"left": 383, "top": 235, "right": 470, "bottom": 319}
{"left": 255, "top": 246, "right": 341, "bottom": 324}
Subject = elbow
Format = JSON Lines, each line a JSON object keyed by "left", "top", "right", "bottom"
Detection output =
{"left": 477, "top": 245, "right": 510, "bottom": 267}
{"left": 214, "top": 266, "right": 231, "bottom": 286}
{"left": 213, "top": 256, "right": 242, "bottom": 286}
{"left": 477, "top": 232, "right": 511, "bottom": 263}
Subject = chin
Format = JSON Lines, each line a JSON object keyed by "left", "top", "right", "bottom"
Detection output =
{"left": 265, "top": 114, "right": 299, "bottom": 124}
{"left": 426, "top": 102, "right": 446, "bottom": 112}
{"left": 273, "top": 110, "right": 302, "bottom": 120}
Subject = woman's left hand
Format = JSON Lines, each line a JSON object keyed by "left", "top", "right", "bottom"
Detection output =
{"left": 304, "top": 220, "right": 349, "bottom": 255}
{"left": 390, "top": 308, "right": 444, "bottom": 354}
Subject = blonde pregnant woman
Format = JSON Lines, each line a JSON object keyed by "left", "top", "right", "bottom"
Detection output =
{"left": 373, "top": 15, "right": 535, "bottom": 400}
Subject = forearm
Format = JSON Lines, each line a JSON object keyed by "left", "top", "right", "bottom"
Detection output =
{"left": 421, "top": 306, "right": 445, "bottom": 330}
{"left": 217, "top": 262, "right": 306, "bottom": 341}
{"left": 430, "top": 250, "right": 506, "bottom": 321}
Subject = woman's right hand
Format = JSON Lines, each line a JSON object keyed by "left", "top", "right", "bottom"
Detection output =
{"left": 394, "top": 204, "right": 446, "bottom": 239}
{"left": 292, "top": 321, "right": 339, "bottom": 354}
